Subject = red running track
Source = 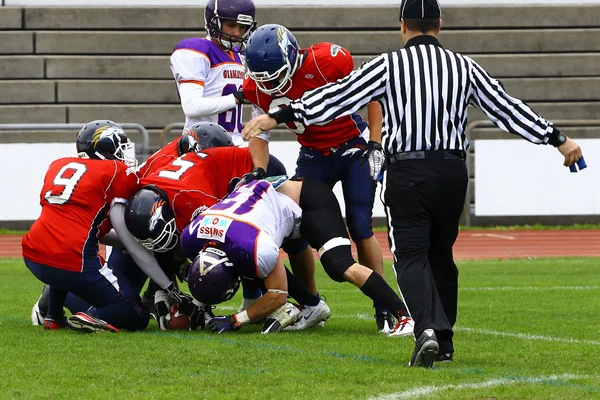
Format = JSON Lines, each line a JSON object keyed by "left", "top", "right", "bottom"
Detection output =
{"left": 2, "top": 230, "right": 600, "bottom": 260}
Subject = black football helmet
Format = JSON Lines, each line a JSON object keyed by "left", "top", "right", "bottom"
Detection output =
{"left": 178, "top": 122, "right": 233, "bottom": 156}
{"left": 125, "top": 187, "right": 178, "bottom": 253}
{"left": 76, "top": 120, "right": 137, "bottom": 168}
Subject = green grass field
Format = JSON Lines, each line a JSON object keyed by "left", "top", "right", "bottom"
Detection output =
{"left": 1, "top": 257, "right": 599, "bottom": 399}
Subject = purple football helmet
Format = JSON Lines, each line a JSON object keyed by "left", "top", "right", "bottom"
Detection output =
{"left": 187, "top": 247, "right": 240, "bottom": 305}
{"left": 205, "top": 0, "right": 257, "bottom": 52}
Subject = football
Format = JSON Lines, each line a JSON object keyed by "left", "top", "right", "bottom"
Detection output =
{"left": 167, "top": 304, "right": 191, "bottom": 330}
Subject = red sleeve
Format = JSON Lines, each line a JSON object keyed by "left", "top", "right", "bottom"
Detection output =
{"left": 137, "top": 139, "right": 179, "bottom": 178}
{"left": 109, "top": 162, "right": 141, "bottom": 204}
{"left": 313, "top": 43, "right": 354, "bottom": 80}
{"left": 242, "top": 77, "right": 259, "bottom": 105}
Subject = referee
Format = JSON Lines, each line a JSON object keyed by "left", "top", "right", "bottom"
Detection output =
{"left": 242, "top": 0, "right": 584, "bottom": 368}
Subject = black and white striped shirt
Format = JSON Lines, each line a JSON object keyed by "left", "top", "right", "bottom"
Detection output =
{"left": 287, "top": 35, "right": 556, "bottom": 155}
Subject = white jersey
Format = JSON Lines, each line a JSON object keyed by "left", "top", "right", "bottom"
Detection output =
{"left": 205, "top": 179, "right": 302, "bottom": 248}
{"left": 171, "top": 37, "right": 246, "bottom": 146}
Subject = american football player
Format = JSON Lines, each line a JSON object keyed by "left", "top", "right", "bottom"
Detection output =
{"left": 169, "top": 2, "right": 314, "bottom": 301}
{"left": 181, "top": 177, "right": 414, "bottom": 336}
{"left": 24, "top": 120, "right": 150, "bottom": 333}
{"left": 241, "top": 24, "right": 401, "bottom": 332}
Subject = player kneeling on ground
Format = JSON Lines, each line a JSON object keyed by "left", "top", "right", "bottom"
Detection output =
{"left": 181, "top": 177, "right": 414, "bottom": 336}
{"left": 181, "top": 176, "right": 330, "bottom": 333}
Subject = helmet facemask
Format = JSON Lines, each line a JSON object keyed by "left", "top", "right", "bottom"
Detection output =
{"left": 247, "top": 26, "right": 300, "bottom": 96}
{"left": 206, "top": 15, "right": 257, "bottom": 52}
{"left": 140, "top": 206, "right": 179, "bottom": 253}
{"left": 113, "top": 133, "right": 138, "bottom": 170}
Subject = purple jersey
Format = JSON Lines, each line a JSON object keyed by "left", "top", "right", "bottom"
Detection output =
{"left": 181, "top": 179, "right": 301, "bottom": 279}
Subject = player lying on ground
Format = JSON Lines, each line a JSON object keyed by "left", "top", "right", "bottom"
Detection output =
{"left": 180, "top": 177, "right": 414, "bottom": 335}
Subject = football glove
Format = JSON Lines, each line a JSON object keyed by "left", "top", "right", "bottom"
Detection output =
{"left": 208, "top": 315, "right": 241, "bottom": 334}
{"left": 177, "top": 299, "right": 207, "bottom": 330}
{"left": 233, "top": 167, "right": 266, "bottom": 191}
{"left": 165, "top": 281, "right": 195, "bottom": 309}
{"left": 154, "top": 290, "right": 172, "bottom": 331}
{"left": 360, "top": 141, "right": 385, "bottom": 181}
{"left": 233, "top": 89, "right": 247, "bottom": 105}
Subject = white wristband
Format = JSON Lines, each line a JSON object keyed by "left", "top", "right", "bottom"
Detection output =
{"left": 235, "top": 311, "right": 251, "bottom": 325}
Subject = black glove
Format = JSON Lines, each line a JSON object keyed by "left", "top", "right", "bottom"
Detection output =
{"left": 208, "top": 315, "right": 241, "bottom": 334}
{"left": 233, "top": 167, "right": 266, "bottom": 192}
{"left": 360, "top": 141, "right": 385, "bottom": 181}
{"left": 165, "top": 281, "right": 195, "bottom": 309}
{"left": 233, "top": 89, "right": 247, "bottom": 105}
{"left": 176, "top": 299, "right": 206, "bottom": 330}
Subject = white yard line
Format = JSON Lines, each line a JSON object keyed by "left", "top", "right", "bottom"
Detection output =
{"left": 369, "top": 373, "right": 590, "bottom": 400}
{"left": 455, "top": 327, "right": 600, "bottom": 346}
{"left": 460, "top": 285, "right": 599, "bottom": 291}
{"left": 470, "top": 233, "right": 516, "bottom": 240}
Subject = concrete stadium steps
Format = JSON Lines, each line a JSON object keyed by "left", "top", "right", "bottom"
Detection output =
{"left": 0, "top": 32, "right": 33, "bottom": 53}
{"left": 0, "top": 7, "right": 21, "bottom": 29}
{"left": 2, "top": 102, "right": 600, "bottom": 129}
{"left": 5, "top": 77, "right": 600, "bottom": 105}
{"left": 12, "top": 6, "right": 600, "bottom": 30}
{"left": 0, "top": 56, "right": 45, "bottom": 78}
{"left": 3, "top": 53, "right": 600, "bottom": 80}
{"left": 10, "top": 29, "right": 600, "bottom": 56}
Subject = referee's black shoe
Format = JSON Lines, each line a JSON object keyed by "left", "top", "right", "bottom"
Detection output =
{"left": 409, "top": 329, "right": 439, "bottom": 368}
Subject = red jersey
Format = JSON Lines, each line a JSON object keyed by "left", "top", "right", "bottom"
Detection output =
{"left": 137, "top": 138, "right": 180, "bottom": 179}
{"left": 243, "top": 42, "right": 367, "bottom": 152}
{"left": 22, "top": 158, "right": 140, "bottom": 272}
{"left": 140, "top": 146, "right": 253, "bottom": 232}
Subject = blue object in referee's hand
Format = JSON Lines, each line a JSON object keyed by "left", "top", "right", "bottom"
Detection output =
{"left": 569, "top": 157, "right": 587, "bottom": 173}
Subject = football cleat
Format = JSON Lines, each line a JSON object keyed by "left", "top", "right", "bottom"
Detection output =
{"left": 261, "top": 302, "right": 301, "bottom": 334}
{"left": 43, "top": 317, "right": 70, "bottom": 331}
{"left": 388, "top": 316, "right": 415, "bottom": 337}
{"left": 436, "top": 352, "right": 454, "bottom": 363}
{"left": 31, "top": 285, "right": 50, "bottom": 326}
{"left": 284, "top": 300, "right": 331, "bottom": 331}
{"left": 409, "top": 329, "right": 439, "bottom": 368}
{"left": 68, "top": 312, "right": 120, "bottom": 333}
{"left": 375, "top": 310, "right": 395, "bottom": 334}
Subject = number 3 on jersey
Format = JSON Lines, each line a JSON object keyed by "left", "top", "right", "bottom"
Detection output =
{"left": 44, "top": 162, "right": 87, "bottom": 204}
{"left": 157, "top": 153, "right": 208, "bottom": 181}
{"left": 219, "top": 84, "right": 243, "bottom": 133}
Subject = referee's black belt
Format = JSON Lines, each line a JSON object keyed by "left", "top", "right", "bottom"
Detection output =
{"left": 388, "top": 150, "right": 466, "bottom": 163}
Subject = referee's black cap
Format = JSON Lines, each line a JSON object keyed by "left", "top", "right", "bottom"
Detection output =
{"left": 400, "top": 0, "right": 441, "bottom": 19}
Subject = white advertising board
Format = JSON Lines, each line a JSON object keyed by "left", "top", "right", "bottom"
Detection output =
{"left": 0, "top": 141, "right": 386, "bottom": 221}
{"left": 5, "top": 0, "right": 600, "bottom": 5}
{"left": 474, "top": 139, "right": 599, "bottom": 216}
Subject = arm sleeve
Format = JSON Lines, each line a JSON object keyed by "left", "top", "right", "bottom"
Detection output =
{"left": 99, "top": 229, "right": 122, "bottom": 247}
{"left": 250, "top": 105, "right": 271, "bottom": 141}
{"left": 288, "top": 54, "right": 388, "bottom": 126}
{"left": 109, "top": 203, "right": 172, "bottom": 290}
{"left": 171, "top": 49, "right": 237, "bottom": 119}
{"left": 178, "top": 83, "right": 238, "bottom": 119}
{"left": 468, "top": 58, "right": 554, "bottom": 144}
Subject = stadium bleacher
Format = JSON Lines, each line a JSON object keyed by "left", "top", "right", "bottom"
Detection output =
{"left": 1, "top": 4, "right": 599, "bottom": 224}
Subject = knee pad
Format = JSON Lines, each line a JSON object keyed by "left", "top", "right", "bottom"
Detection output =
{"left": 318, "top": 238, "right": 355, "bottom": 283}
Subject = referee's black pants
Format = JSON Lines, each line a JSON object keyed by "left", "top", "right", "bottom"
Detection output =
{"left": 383, "top": 152, "right": 467, "bottom": 354}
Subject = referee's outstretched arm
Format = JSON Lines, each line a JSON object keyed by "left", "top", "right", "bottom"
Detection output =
{"left": 469, "top": 59, "right": 553, "bottom": 144}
